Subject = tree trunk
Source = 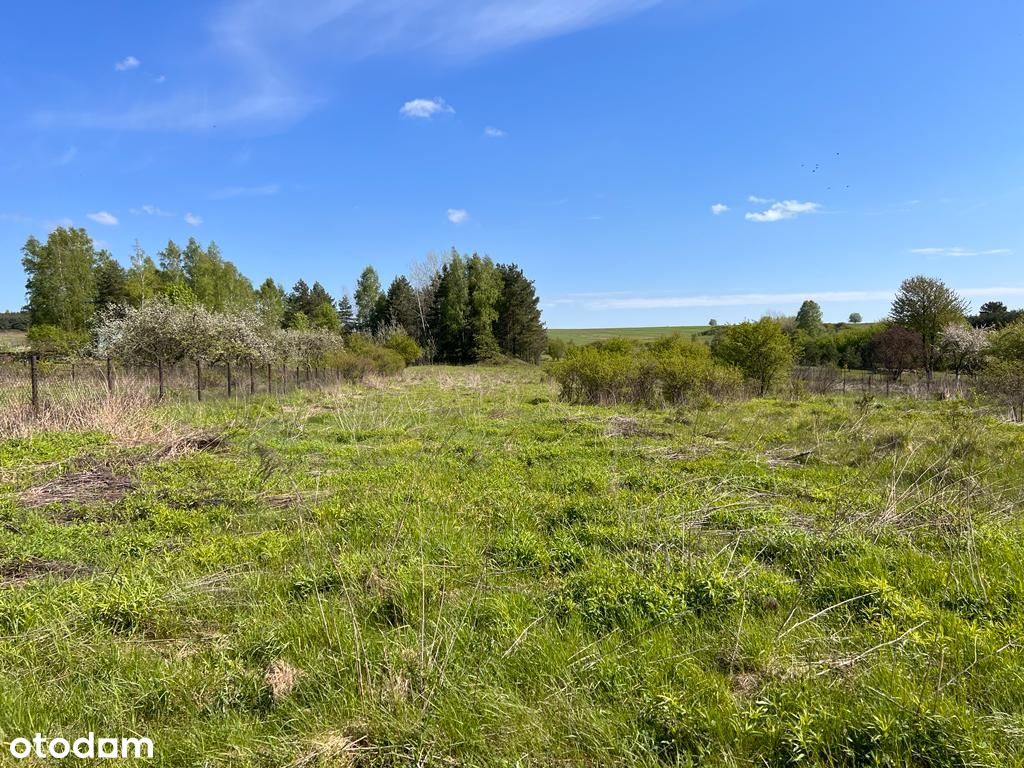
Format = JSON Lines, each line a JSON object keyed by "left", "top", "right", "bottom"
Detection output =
{"left": 196, "top": 360, "right": 203, "bottom": 401}
{"left": 158, "top": 360, "right": 165, "bottom": 400}
{"left": 106, "top": 357, "right": 113, "bottom": 394}
{"left": 249, "top": 361, "right": 255, "bottom": 395}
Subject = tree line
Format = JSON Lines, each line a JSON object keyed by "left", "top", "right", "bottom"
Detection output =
{"left": 551, "top": 275, "right": 1024, "bottom": 418}
{"left": 18, "top": 227, "right": 546, "bottom": 363}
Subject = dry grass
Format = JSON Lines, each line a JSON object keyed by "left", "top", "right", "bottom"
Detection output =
{"left": 19, "top": 468, "right": 136, "bottom": 509}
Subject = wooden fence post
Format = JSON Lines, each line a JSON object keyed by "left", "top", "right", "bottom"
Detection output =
{"left": 266, "top": 363, "right": 272, "bottom": 394}
{"left": 30, "top": 353, "right": 39, "bottom": 413}
{"left": 249, "top": 361, "right": 255, "bottom": 395}
{"left": 196, "top": 360, "right": 203, "bottom": 401}
{"left": 106, "top": 357, "right": 114, "bottom": 394}
{"left": 227, "top": 361, "right": 233, "bottom": 397}
{"left": 158, "top": 360, "right": 165, "bottom": 400}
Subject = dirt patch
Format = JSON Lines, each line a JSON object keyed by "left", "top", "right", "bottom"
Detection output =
{"left": 729, "top": 671, "right": 764, "bottom": 698}
{"left": 604, "top": 416, "right": 667, "bottom": 438}
{"left": 0, "top": 557, "right": 92, "bottom": 586}
{"left": 20, "top": 469, "right": 135, "bottom": 509}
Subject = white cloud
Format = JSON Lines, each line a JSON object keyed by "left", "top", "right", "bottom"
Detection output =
{"left": 211, "top": 183, "right": 280, "bottom": 199}
{"left": 37, "top": 2, "right": 660, "bottom": 132}
{"left": 86, "top": 211, "right": 118, "bottom": 225}
{"left": 748, "top": 195, "right": 772, "bottom": 204}
{"left": 154, "top": 75, "right": 167, "bottom": 84}
{"left": 447, "top": 208, "right": 469, "bottom": 224}
{"left": 483, "top": 126, "right": 506, "bottom": 138}
{"left": 131, "top": 204, "right": 176, "bottom": 217}
{"left": 114, "top": 56, "right": 140, "bottom": 72}
{"left": 184, "top": 212, "right": 203, "bottom": 226}
{"left": 910, "top": 247, "right": 1011, "bottom": 257}
{"left": 400, "top": 98, "right": 454, "bottom": 119}
{"left": 710, "top": 203, "right": 729, "bottom": 215}
{"left": 745, "top": 199, "right": 820, "bottom": 223}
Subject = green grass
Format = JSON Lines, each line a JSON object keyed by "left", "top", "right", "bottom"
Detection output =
{"left": 548, "top": 325, "right": 711, "bottom": 345}
{"left": 1, "top": 366, "right": 1023, "bottom": 765}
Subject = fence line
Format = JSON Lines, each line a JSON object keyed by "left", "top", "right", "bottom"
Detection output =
{"left": 0, "top": 352, "right": 357, "bottom": 414}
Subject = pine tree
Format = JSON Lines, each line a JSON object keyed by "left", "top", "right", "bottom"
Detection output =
{"left": 429, "top": 252, "right": 469, "bottom": 362}
{"left": 495, "top": 263, "right": 546, "bottom": 363}
{"left": 337, "top": 294, "right": 355, "bottom": 333}
{"left": 285, "top": 280, "right": 312, "bottom": 328}
{"left": 384, "top": 276, "right": 419, "bottom": 337}
{"left": 21, "top": 227, "right": 97, "bottom": 332}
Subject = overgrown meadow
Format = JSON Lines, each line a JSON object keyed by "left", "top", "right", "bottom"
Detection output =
{"left": 2, "top": 365, "right": 1024, "bottom": 766}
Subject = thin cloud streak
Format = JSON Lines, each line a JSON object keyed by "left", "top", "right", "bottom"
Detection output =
{"left": 559, "top": 286, "right": 1024, "bottom": 311}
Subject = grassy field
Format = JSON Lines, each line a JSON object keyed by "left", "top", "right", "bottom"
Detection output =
{"left": 1, "top": 365, "right": 1023, "bottom": 765}
{"left": 0, "top": 330, "right": 27, "bottom": 352}
{"left": 548, "top": 326, "right": 710, "bottom": 345}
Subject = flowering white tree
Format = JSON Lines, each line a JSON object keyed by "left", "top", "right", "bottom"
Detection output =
{"left": 939, "top": 323, "right": 989, "bottom": 386}
{"left": 95, "top": 299, "right": 189, "bottom": 398}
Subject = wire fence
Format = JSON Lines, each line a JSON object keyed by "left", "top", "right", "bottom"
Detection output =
{"left": 0, "top": 352, "right": 982, "bottom": 418}
{"left": 0, "top": 352, "right": 361, "bottom": 414}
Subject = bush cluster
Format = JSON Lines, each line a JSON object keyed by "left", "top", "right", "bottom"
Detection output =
{"left": 548, "top": 335, "right": 743, "bottom": 406}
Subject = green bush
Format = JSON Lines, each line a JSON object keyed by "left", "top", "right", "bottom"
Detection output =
{"left": 547, "top": 335, "right": 742, "bottom": 406}
{"left": 383, "top": 329, "right": 423, "bottom": 364}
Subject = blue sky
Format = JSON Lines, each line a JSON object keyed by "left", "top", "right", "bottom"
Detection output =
{"left": 2, "top": 0, "right": 1022, "bottom": 326}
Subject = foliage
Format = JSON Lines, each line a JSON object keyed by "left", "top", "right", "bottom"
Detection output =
{"left": 354, "top": 266, "right": 383, "bottom": 332}
{"left": 871, "top": 326, "right": 923, "bottom": 380}
{"left": 848, "top": 312, "right": 862, "bottom": 323}
{"left": 939, "top": 323, "right": 989, "bottom": 377}
{"left": 496, "top": 263, "right": 547, "bottom": 363}
{"left": 795, "top": 299, "right": 824, "bottom": 335}
{"left": 890, "top": 275, "right": 969, "bottom": 375}
{"left": 26, "top": 324, "right": 91, "bottom": 356}
{"left": 382, "top": 328, "right": 423, "bottom": 364}
{"left": 547, "top": 337, "right": 568, "bottom": 360}
{"left": 713, "top": 318, "right": 793, "bottom": 394}
{"left": 21, "top": 227, "right": 97, "bottom": 332}
{"left": 550, "top": 335, "right": 742, "bottom": 405}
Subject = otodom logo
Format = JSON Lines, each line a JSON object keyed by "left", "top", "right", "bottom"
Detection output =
{"left": 8, "top": 733, "right": 153, "bottom": 760}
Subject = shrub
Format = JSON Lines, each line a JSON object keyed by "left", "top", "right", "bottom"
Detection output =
{"left": 546, "top": 337, "right": 567, "bottom": 360}
{"left": 712, "top": 318, "right": 793, "bottom": 394}
{"left": 548, "top": 335, "right": 742, "bottom": 407}
{"left": 382, "top": 328, "right": 422, "bottom": 364}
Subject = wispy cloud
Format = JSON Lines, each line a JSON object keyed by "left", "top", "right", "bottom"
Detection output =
{"left": 447, "top": 208, "right": 469, "bottom": 224}
{"left": 39, "top": 2, "right": 659, "bottom": 132}
{"left": 909, "top": 247, "right": 1011, "bottom": 257}
{"left": 710, "top": 203, "right": 729, "bottom": 215}
{"left": 748, "top": 195, "right": 772, "bottom": 204}
{"left": 86, "top": 211, "right": 118, "bottom": 226}
{"left": 211, "top": 183, "right": 280, "bottom": 199}
{"left": 745, "top": 199, "right": 820, "bottom": 223}
{"left": 400, "top": 98, "right": 454, "bottom": 119}
{"left": 554, "top": 285, "right": 1024, "bottom": 311}
{"left": 130, "top": 204, "right": 176, "bottom": 217}
{"left": 483, "top": 126, "right": 506, "bottom": 138}
{"left": 52, "top": 146, "right": 77, "bottom": 166}
{"left": 184, "top": 212, "right": 203, "bottom": 226}
{"left": 114, "top": 55, "right": 140, "bottom": 72}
